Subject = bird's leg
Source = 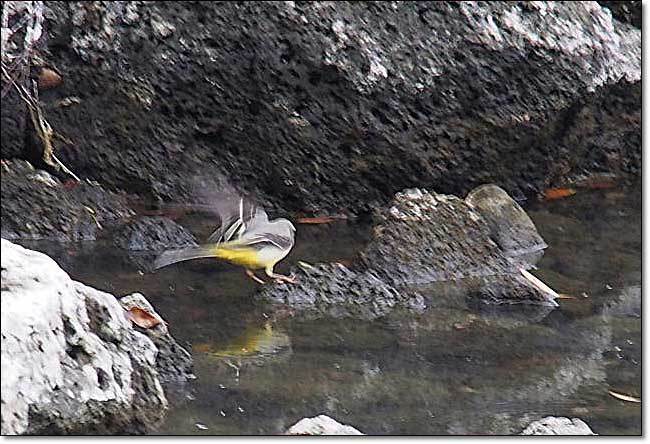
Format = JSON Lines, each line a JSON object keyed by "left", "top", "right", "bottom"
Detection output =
{"left": 265, "top": 266, "right": 297, "bottom": 284}
{"left": 245, "top": 269, "right": 266, "bottom": 285}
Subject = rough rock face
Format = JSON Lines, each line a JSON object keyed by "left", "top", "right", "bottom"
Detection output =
{"left": 112, "top": 217, "right": 197, "bottom": 252}
{"left": 521, "top": 417, "right": 596, "bottom": 435}
{"left": 1, "top": 1, "right": 640, "bottom": 214}
{"left": 0, "top": 160, "right": 134, "bottom": 241}
{"left": 0, "top": 239, "right": 189, "bottom": 435}
{"left": 109, "top": 216, "right": 198, "bottom": 272}
{"left": 286, "top": 415, "right": 364, "bottom": 436}
{"left": 257, "top": 262, "right": 426, "bottom": 320}
{"left": 360, "top": 188, "right": 516, "bottom": 286}
{"left": 119, "top": 293, "right": 194, "bottom": 384}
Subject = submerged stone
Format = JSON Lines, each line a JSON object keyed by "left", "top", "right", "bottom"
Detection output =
{"left": 257, "top": 262, "right": 426, "bottom": 320}
{"left": 286, "top": 415, "right": 364, "bottom": 435}
{"left": 521, "top": 416, "right": 596, "bottom": 435}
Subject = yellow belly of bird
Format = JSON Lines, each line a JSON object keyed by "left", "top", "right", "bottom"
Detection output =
{"left": 214, "top": 246, "right": 265, "bottom": 269}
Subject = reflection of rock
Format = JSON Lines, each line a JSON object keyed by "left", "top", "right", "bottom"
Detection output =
{"left": 119, "top": 293, "right": 194, "bottom": 384}
{"left": 521, "top": 416, "right": 596, "bottom": 435}
{"left": 602, "top": 285, "right": 641, "bottom": 318}
{"left": 1, "top": 240, "right": 167, "bottom": 435}
{"left": 286, "top": 415, "right": 364, "bottom": 435}
{"left": 0, "top": 160, "right": 134, "bottom": 241}
{"left": 170, "top": 301, "right": 613, "bottom": 435}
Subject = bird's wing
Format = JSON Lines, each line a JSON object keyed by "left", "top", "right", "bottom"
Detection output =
{"left": 206, "top": 197, "right": 266, "bottom": 243}
{"left": 236, "top": 232, "right": 293, "bottom": 250}
{"left": 239, "top": 219, "right": 295, "bottom": 250}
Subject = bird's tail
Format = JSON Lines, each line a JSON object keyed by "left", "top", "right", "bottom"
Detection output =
{"left": 153, "top": 240, "right": 251, "bottom": 270}
{"left": 153, "top": 244, "right": 221, "bottom": 270}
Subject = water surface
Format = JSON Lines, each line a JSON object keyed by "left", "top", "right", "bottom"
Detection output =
{"left": 23, "top": 185, "right": 641, "bottom": 435}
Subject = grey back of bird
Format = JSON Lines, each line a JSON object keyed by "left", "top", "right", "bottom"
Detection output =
{"left": 207, "top": 196, "right": 295, "bottom": 250}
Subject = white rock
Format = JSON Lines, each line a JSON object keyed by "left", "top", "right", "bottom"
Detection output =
{"left": 521, "top": 416, "right": 596, "bottom": 435}
{"left": 286, "top": 415, "right": 364, "bottom": 435}
{"left": 0, "top": 239, "right": 167, "bottom": 435}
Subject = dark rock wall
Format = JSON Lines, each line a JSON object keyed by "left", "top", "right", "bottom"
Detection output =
{"left": 598, "top": 1, "right": 641, "bottom": 28}
{"left": 1, "top": 1, "right": 641, "bottom": 216}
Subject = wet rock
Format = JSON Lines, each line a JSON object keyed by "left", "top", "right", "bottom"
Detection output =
{"left": 257, "top": 262, "right": 426, "bottom": 320}
{"left": 0, "top": 160, "right": 134, "bottom": 241}
{"left": 521, "top": 416, "right": 596, "bottom": 435}
{"left": 110, "top": 216, "right": 198, "bottom": 272}
{"left": 119, "top": 293, "right": 194, "bottom": 384}
{"left": 360, "top": 187, "right": 557, "bottom": 307}
{"left": 360, "top": 188, "right": 514, "bottom": 286}
{"left": 465, "top": 184, "right": 547, "bottom": 263}
{"left": 0, "top": 239, "right": 168, "bottom": 435}
{"left": 361, "top": 187, "right": 544, "bottom": 287}
{"left": 261, "top": 186, "right": 556, "bottom": 314}
{"left": 468, "top": 272, "right": 558, "bottom": 307}
{"left": 112, "top": 217, "right": 197, "bottom": 252}
{"left": 1, "top": 2, "right": 637, "bottom": 213}
{"left": 286, "top": 415, "right": 364, "bottom": 436}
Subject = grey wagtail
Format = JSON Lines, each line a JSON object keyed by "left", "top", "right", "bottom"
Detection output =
{"left": 154, "top": 197, "right": 297, "bottom": 284}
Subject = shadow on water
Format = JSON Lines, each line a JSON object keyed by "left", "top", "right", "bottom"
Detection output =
{"left": 19, "top": 185, "right": 641, "bottom": 435}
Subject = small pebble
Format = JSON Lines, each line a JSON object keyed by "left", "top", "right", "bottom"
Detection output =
{"left": 195, "top": 422, "right": 208, "bottom": 430}
{"left": 605, "top": 284, "right": 613, "bottom": 290}
{"left": 220, "top": 410, "right": 226, "bottom": 417}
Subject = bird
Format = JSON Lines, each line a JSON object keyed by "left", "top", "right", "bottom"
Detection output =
{"left": 153, "top": 195, "right": 297, "bottom": 284}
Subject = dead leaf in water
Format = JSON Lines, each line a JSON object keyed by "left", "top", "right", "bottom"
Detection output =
{"left": 608, "top": 390, "right": 640, "bottom": 403}
{"left": 296, "top": 215, "right": 347, "bottom": 224}
{"left": 574, "top": 174, "right": 618, "bottom": 190}
{"left": 543, "top": 188, "right": 576, "bottom": 201}
{"left": 38, "top": 67, "right": 63, "bottom": 90}
{"left": 583, "top": 181, "right": 617, "bottom": 190}
{"left": 125, "top": 307, "right": 164, "bottom": 329}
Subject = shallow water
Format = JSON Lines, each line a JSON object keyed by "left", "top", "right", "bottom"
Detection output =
{"left": 21, "top": 185, "right": 641, "bottom": 435}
